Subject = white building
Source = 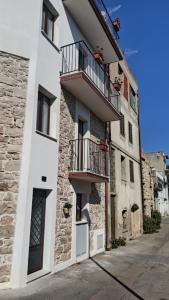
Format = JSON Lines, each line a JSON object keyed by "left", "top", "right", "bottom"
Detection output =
{"left": 0, "top": 0, "right": 123, "bottom": 288}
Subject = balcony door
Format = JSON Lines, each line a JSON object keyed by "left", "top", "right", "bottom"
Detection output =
{"left": 28, "top": 189, "right": 46, "bottom": 275}
{"left": 78, "top": 119, "right": 85, "bottom": 171}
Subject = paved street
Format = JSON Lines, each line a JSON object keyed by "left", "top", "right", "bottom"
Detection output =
{"left": 1, "top": 217, "right": 169, "bottom": 300}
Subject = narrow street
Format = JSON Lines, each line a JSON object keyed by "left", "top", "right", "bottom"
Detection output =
{"left": 1, "top": 217, "right": 169, "bottom": 300}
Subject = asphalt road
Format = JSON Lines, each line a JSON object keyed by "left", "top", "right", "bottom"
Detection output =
{"left": 1, "top": 217, "right": 169, "bottom": 300}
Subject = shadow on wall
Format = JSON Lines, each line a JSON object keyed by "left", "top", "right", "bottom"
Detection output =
{"left": 89, "top": 183, "right": 102, "bottom": 205}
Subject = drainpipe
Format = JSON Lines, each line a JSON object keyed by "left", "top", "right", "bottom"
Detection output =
{"left": 138, "top": 96, "right": 144, "bottom": 223}
{"left": 105, "top": 121, "right": 111, "bottom": 250}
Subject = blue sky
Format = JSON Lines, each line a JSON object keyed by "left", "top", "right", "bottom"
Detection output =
{"left": 104, "top": 0, "right": 169, "bottom": 154}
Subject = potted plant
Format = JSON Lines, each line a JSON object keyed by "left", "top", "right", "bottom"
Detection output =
{"left": 94, "top": 46, "right": 104, "bottom": 64}
{"left": 63, "top": 202, "right": 72, "bottom": 218}
{"left": 113, "top": 77, "right": 123, "bottom": 91}
{"left": 112, "top": 18, "right": 121, "bottom": 32}
{"left": 99, "top": 140, "right": 107, "bottom": 151}
{"left": 94, "top": 52, "right": 104, "bottom": 64}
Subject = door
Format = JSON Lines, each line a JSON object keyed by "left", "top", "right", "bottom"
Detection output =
{"left": 28, "top": 189, "right": 46, "bottom": 275}
{"left": 78, "top": 120, "right": 84, "bottom": 171}
{"left": 76, "top": 193, "right": 88, "bottom": 260}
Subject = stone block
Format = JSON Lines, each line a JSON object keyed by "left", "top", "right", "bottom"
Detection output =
{"left": 0, "top": 225, "right": 14, "bottom": 238}
{"left": 0, "top": 215, "right": 14, "bottom": 226}
{"left": 0, "top": 75, "right": 16, "bottom": 86}
{"left": 13, "top": 87, "right": 26, "bottom": 99}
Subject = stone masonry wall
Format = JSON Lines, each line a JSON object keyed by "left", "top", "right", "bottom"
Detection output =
{"left": 142, "top": 152, "right": 155, "bottom": 217}
{"left": 0, "top": 52, "right": 29, "bottom": 283}
{"left": 55, "top": 90, "right": 106, "bottom": 262}
{"left": 89, "top": 113, "right": 105, "bottom": 252}
{"left": 55, "top": 89, "right": 76, "bottom": 264}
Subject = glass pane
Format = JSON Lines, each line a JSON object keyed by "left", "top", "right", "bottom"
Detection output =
{"left": 76, "top": 194, "right": 82, "bottom": 221}
{"left": 42, "top": 97, "right": 50, "bottom": 135}
{"left": 42, "top": 9, "right": 46, "bottom": 31}
{"left": 47, "top": 17, "right": 53, "bottom": 41}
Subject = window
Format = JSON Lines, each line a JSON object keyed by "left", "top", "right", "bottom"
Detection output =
{"left": 118, "top": 63, "right": 123, "bottom": 75}
{"left": 76, "top": 194, "right": 82, "bottom": 222}
{"left": 129, "top": 160, "right": 134, "bottom": 183}
{"left": 36, "top": 91, "right": 50, "bottom": 135}
{"left": 121, "top": 156, "right": 126, "bottom": 179}
{"left": 120, "top": 114, "right": 125, "bottom": 137}
{"left": 42, "top": 3, "right": 56, "bottom": 41}
{"left": 128, "top": 122, "right": 133, "bottom": 144}
{"left": 130, "top": 85, "right": 137, "bottom": 112}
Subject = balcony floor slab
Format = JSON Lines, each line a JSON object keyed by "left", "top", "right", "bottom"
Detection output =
{"left": 69, "top": 171, "right": 109, "bottom": 183}
{"left": 61, "top": 71, "right": 121, "bottom": 122}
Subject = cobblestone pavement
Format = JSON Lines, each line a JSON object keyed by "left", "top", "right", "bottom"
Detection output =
{"left": 1, "top": 217, "right": 169, "bottom": 300}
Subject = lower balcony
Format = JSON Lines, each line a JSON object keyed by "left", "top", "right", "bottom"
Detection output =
{"left": 60, "top": 41, "right": 121, "bottom": 122}
{"left": 69, "top": 138, "right": 109, "bottom": 183}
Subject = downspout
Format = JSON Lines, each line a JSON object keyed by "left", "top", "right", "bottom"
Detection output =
{"left": 138, "top": 95, "right": 144, "bottom": 221}
{"left": 105, "top": 121, "right": 111, "bottom": 250}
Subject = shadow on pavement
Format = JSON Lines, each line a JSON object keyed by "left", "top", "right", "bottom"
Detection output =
{"left": 90, "top": 257, "right": 144, "bottom": 300}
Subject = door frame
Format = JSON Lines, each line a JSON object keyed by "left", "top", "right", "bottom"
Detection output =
{"left": 71, "top": 191, "right": 90, "bottom": 263}
{"left": 27, "top": 189, "right": 47, "bottom": 275}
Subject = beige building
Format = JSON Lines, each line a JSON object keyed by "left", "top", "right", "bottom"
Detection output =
{"left": 109, "top": 60, "right": 143, "bottom": 240}
{"left": 141, "top": 151, "right": 155, "bottom": 217}
{"left": 144, "top": 152, "right": 169, "bottom": 216}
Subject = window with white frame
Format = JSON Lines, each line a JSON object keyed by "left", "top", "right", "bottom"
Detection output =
{"left": 42, "top": 1, "right": 58, "bottom": 42}
{"left": 36, "top": 91, "right": 51, "bottom": 135}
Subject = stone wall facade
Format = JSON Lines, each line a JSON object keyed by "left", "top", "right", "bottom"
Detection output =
{"left": 55, "top": 88, "right": 106, "bottom": 264}
{"left": 142, "top": 152, "right": 155, "bottom": 217}
{"left": 89, "top": 113, "right": 105, "bottom": 252}
{"left": 0, "top": 52, "right": 29, "bottom": 283}
{"left": 55, "top": 89, "right": 76, "bottom": 264}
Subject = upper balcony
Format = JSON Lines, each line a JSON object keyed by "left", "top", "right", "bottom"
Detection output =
{"left": 60, "top": 41, "right": 121, "bottom": 122}
{"left": 62, "top": 0, "right": 123, "bottom": 63}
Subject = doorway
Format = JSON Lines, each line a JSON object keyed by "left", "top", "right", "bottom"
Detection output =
{"left": 27, "top": 189, "right": 47, "bottom": 275}
{"left": 75, "top": 193, "right": 89, "bottom": 260}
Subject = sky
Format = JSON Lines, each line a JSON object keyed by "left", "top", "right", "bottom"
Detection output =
{"left": 104, "top": 0, "right": 169, "bottom": 154}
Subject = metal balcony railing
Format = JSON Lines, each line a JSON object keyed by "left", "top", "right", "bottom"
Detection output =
{"left": 69, "top": 138, "right": 108, "bottom": 177}
{"left": 95, "top": 0, "right": 119, "bottom": 41}
{"left": 61, "top": 41, "right": 120, "bottom": 112}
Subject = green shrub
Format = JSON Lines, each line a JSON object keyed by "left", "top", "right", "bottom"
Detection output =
{"left": 151, "top": 210, "right": 161, "bottom": 229}
{"left": 111, "top": 239, "right": 119, "bottom": 248}
{"left": 143, "top": 216, "right": 157, "bottom": 234}
{"left": 111, "top": 237, "right": 126, "bottom": 248}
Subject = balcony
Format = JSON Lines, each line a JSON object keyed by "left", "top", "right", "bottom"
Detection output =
{"left": 60, "top": 41, "right": 121, "bottom": 122}
{"left": 69, "top": 138, "right": 109, "bottom": 182}
{"left": 62, "top": 0, "right": 123, "bottom": 63}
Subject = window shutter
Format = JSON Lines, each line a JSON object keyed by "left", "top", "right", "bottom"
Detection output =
{"left": 123, "top": 74, "right": 128, "bottom": 100}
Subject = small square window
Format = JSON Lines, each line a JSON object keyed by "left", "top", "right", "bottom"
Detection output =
{"left": 129, "top": 160, "right": 134, "bottom": 183}
{"left": 36, "top": 91, "right": 51, "bottom": 135}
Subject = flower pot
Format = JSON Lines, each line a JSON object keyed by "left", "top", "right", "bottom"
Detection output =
{"left": 113, "top": 82, "right": 121, "bottom": 91}
{"left": 99, "top": 144, "right": 107, "bottom": 151}
{"left": 94, "top": 53, "right": 103, "bottom": 64}
{"left": 112, "top": 19, "right": 120, "bottom": 32}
